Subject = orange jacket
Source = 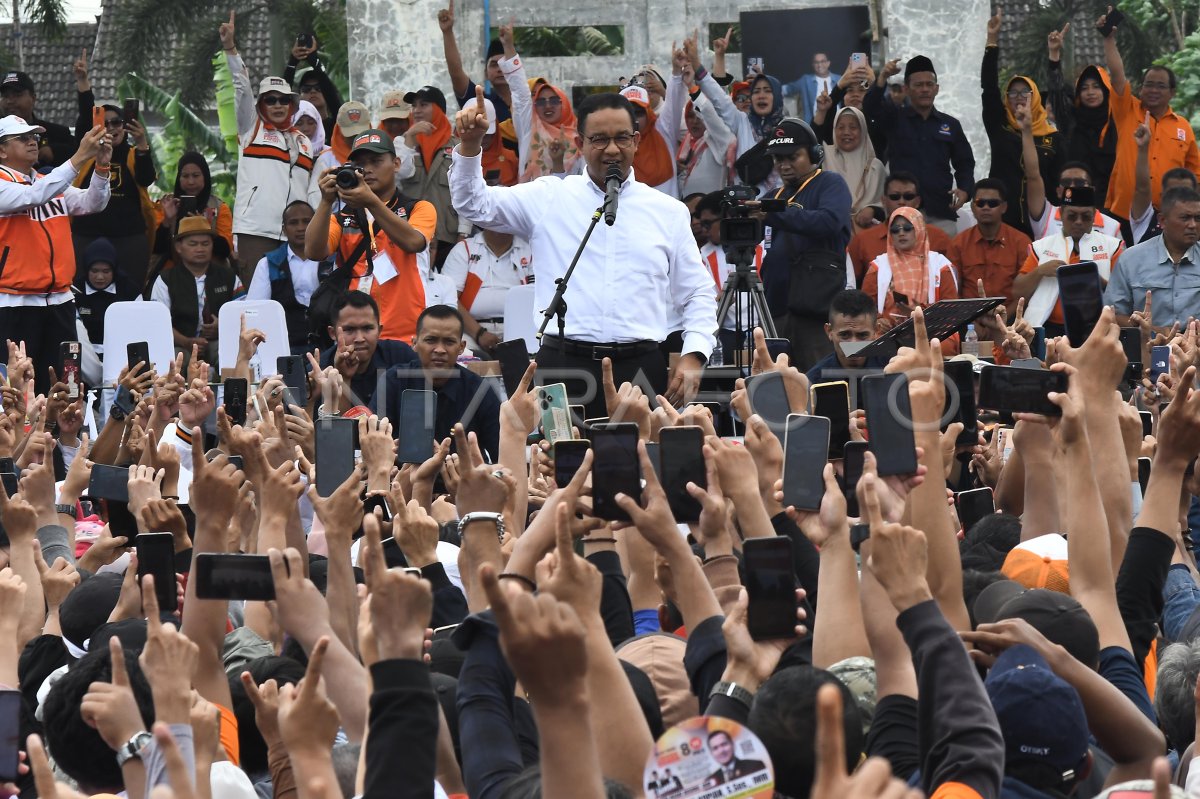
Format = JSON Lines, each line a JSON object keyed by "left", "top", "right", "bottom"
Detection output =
{"left": 0, "top": 166, "right": 77, "bottom": 294}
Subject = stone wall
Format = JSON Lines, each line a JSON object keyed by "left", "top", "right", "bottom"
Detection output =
{"left": 346, "top": 0, "right": 991, "bottom": 173}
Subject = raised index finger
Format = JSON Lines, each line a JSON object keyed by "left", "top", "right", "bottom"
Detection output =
{"left": 860, "top": 472, "right": 884, "bottom": 530}
{"left": 475, "top": 85, "right": 486, "bottom": 119}
{"left": 300, "top": 636, "right": 329, "bottom": 698}
{"left": 142, "top": 574, "right": 162, "bottom": 634}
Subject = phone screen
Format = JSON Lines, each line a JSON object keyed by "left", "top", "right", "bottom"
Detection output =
{"left": 743, "top": 537, "right": 797, "bottom": 640}
{"left": 276, "top": 355, "right": 307, "bottom": 409}
{"left": 381, "top": 536, "right": 408, "bottom": 569}
{"left": 978, "top": 366, "right": 1068, "bottom": 417}
{"left": 1151, "top": 345, "right": 1171, "bottom": 383}
{"left": 397, "top": 390, "right": 435, "bottom": 464}
{"left": 783, "top": 415, "right": 830, "bottom": 511}
{"left": 0, "top": 691, "right": 19, "bottom": 781}
{"left": 1140, "top": 410, "right": 1153, "bottom": 438}
{"left": 122, "top": 98, "right": 139, "bottom": 125}
{"left": 591, "top": 424, "right": 641, "bottom": 521}
{"left": 810, "top": 382, "right": 850, "bottom": 459}
{"left": 745, "top": 371, "right": 792, "bottom": 435}
{"left": 1057, "top": 262, "right": 1103, "bottom": 348}
{"left": 494, "top": 339, "right": 531, "bottom": 397}
{"left": 943, "top": 359, "right": 978, "bottom": 447}
{"left": 955, "top": 488, "right": 995, "bottom": 535}
{"left": 127, "top": 341, "right": 150, "bottom": 372}
{"left": 136, "top": 532, "right": 178, "bottom": 612}
{"left": 88, "top": 464, "right": 130, "bottom": 502}
{"left": 223, "top": 377, "right": 248, "bottom": 426}
{"left": 1138, "top": 457, "right": 1151, "bottom": 495}
{"left": 1119, "top": 327, "right": 1142, "bottom": 382}
{"left": 60, "top": 341, "right": 82, "bottom": 398}
{"left": 315, "top": 417, "right": 356, "bottom": 497}
{"left": 553, "top": 439, "right": 590, "bottom": 487}
{"left": 194, "top": 553, "right": 275, "bottom": 601}
{"left": 178, "top": 195, "right": 198, "bottom": 217}
{"left": 842, "top": 441, "right": 868, "bottom": 517}
{"left": 862, "top": 373, "right": 918, "bottom": 476}
{"left": 659, "top": 427, "right": 705, "bottom": 522}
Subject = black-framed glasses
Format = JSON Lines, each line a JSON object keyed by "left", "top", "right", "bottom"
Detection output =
{"left": 889, "top": 223, "right": 915, "bottom": 234}
{"left": 887, "top": 192, "right": 917, "bottom": 201}
{"left": 974, "top": 198, "right": 1002, "bottom": 208}
{"left": 299, "top": 84, "right": 322, "bottom": 94}
{"left": 534, "top": 96, "right": 562, "bottom": 108}
{"left": 260, "top": 95, "right": 291, "bottom": 106}
{"left": 104, "top": 119, "right": 124, "bottom": 129}
{"left": 585, "top": 133, "right": 635, "bottom": 149}
{"left": 1006, "top": 89, "right": 1032, "bottom": 98}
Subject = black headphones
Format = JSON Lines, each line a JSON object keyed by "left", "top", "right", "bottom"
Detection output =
{"left": 774, "top": 116, "right": 825, "bottom": 166}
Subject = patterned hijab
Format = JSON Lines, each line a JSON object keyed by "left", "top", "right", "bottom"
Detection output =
{"left": 886, "top": 206, "right": 930, "bottom": 307}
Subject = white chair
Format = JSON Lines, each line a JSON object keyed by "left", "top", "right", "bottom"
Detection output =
{"left": 502, "top": 283, "right": 539, "bottom": 353}
{"left": 218, "top": 300, "right": 291, "bottom": 381}
{"left": 101, "top": 300, "right": 175, "bottom": 387}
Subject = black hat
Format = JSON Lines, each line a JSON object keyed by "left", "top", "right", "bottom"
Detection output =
{"left": 349, "top": 128, "right": 396, "bottom": 157}
{"left": 403, "top": 85, "right": 447, "bottom": 113}
{"left": 904, "top": 55, "right": 936, "bottom": 81}
{"left": 1061, "top": 185, "right": 1096, "bottom": 207}
{"left": 486, "top": 38, "right": 504, "bottom": 60}
{"left": 974, "top": 582, "right": 1101, "bottom": 668}
{"left": 0, "top": 71, "right": 34, "bottom": 94}
{"left": 764, "top": 118, "right": 816, "bottom": 155}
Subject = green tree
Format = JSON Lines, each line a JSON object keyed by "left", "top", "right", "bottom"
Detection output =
{"left": 491, "top": 25, "right": 624, "bottom": 58}
{"left": 6, "top": 0, "right": 67, "bottom": 69}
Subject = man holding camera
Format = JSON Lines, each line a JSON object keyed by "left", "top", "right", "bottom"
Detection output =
{"left": 306, "top": 129, "right": 437, "bottom": 342}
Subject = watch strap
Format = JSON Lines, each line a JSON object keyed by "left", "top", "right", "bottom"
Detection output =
{"left": 459, "top": 511, "right": 505, "bottom": 542}
{"left": 710, "top": 680, "right": 754, "bottom": 710}
{"left": 54, "top": 503, "right": 78, "bottom": 520}
{"left": 116, "top": 730, "right": 152, "bottom": 767}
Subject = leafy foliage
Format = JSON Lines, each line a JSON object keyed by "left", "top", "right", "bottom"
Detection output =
{"left": 491, "top": 25, "right": 624, "bottom": 58}
{"left": 20, "top": 0, "right": 66, "bottom": 40}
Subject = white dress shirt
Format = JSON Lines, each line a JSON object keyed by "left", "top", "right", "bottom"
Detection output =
{"left": 449, "top": 149, "right": 716, "bottom": 358}
{"left": 246, "top": 247, "right": 321, "bottom": 306}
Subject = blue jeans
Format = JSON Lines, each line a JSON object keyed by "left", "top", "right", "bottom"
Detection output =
{"left": 1163, "top": 565, "right": 1200, "bottom": 643}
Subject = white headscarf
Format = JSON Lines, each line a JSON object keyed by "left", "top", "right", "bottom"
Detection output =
{"left": 293, "top": 100, "right": 325, "bottom": 153}
{"left": 825, "top": 106, "right": 884, "bottom": 211}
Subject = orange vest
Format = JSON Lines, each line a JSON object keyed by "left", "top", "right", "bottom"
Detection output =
{"left": 0, "top": 165, "right": 76, "bottom": 294}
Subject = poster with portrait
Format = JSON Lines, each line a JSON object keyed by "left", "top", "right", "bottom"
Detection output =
{"left": 643, "top": 716, "right": 774, "bottom": 799}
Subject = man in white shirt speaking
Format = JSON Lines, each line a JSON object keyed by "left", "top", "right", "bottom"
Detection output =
{"left": 450, "top": 87, "right": 716, "bottom": 415}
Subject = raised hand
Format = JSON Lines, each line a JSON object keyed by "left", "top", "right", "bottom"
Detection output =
{"left": 276, "top": 637, "right": 340, "bottom": 753}
{"left": 454, "top": 85, "right": 490, "bottom": 154}
{"left": 861, "top": 468, "right": 933, "bottom": 612}
{"left": 713, "top": 25, "right": 733, "bottom": 55}
{"left": 1047, "top": 22, "right": 1069, "bottom": 59}
{"left": 809, "top": 684, "right": 917, "bottom": 799}
{"left": 80, "top": 638, "right": 147, "bottom": 751}
{"left": 986, "top": 8, "right": 1002, "bottom": 44}
{"left": 139, "top": 575, "right": 198, "bottom": 723}
{"left": 363, "top": 519, "right": 432, "bottom": 661}
{"left": 218, "top": 9, "right": 236, "bottom": 50}
{"left": 436, "top": 0, "right": 455, "bottom": 31}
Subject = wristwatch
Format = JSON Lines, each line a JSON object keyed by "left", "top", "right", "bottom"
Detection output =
{"left": 710, "top": 680, "right": 755, "bottom": 710}
{"left": 459, "top": 511, "right": 505, "bottom": 543}
{"left": 116, "top": 730, "right": 153, "bottom": 767}
{"left": 54, "top": 503, "right": 77, "bottom": 520}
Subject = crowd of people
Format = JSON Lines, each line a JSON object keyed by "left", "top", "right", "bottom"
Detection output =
{"left": 0, "top": 2, "right": 1196, "bottom": 799}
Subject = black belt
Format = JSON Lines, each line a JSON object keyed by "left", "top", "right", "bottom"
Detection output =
{"left": 541, "top": 335, "right": 660, "bottom": 361}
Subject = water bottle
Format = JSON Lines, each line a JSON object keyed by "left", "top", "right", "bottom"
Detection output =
{"left": 710, "top": 339, "right": 724, "bottom": 366}
{"left": 963, "top": 324, "right": 979, "bottom": 357}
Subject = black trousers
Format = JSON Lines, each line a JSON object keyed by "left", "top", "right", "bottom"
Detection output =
{"left": 535, "top": 342, "right": 668, "bottom": 419}
{"left": 0, "top": 301, "right": 78, "bottom": 395}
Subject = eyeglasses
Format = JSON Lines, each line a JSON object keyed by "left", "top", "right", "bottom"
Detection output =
{"left": 534, "top": 96, "right": 562, "bottom": 108}
{"left": 974, "top": 198, "right": 1003, "bottom": 208}
{"left": 299, "top": 84, "right": 322, "bottom": 94}
{"left": 1006, "top": 89, "right": 1032, "bottom": 98}
{"left": 887, "top": 192, "right": 918, "bottom": 201}
{"left": 2, "top": 133, "right": 37, "bottom": 144}
{"left": 697, "top": 219, "right": 718, "bottom": 230}
{"left": 260, "top": 95, "right": 292, "bottom": 107}
{"left": 585, "top": 133, "right": 635, "bottom": 149}
{"left": 889, "top": 223, "right": 915, "bottom": 234}
{"left": 1142, "top": 81, "right": 1171, "bottom": 90}
{"left": 104, "top": 119, "right": 124, "bottom": 129}
{"left": 734, "top": 93, "right": 750, "bottom": 102}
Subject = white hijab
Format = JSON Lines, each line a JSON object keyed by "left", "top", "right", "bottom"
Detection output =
{"left": 825, "top": 106, "right": 883, "bottom": 211}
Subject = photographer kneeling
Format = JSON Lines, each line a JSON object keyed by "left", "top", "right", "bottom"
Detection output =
{"left": 307, "top": 129, "right": 437, "bottom": 342}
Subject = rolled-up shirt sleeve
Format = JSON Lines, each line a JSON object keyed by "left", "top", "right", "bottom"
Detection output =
{"left": 449, "top": 148, "right": 548, "bottom": 239}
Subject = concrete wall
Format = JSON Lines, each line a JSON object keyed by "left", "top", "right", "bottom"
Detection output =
{"left": 347, "top": 0, "right": 991, "bottom": 173}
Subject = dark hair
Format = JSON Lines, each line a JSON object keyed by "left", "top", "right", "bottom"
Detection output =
{"left": 748, "top": 666, "right": 863, "bottom": 799}
{"left": 416, "top": 304, "right": 465, "bottom": 337}
{"left": 332, "top": 743, "right": 361, "bottom": 798}
{"left": 332, "top": 290, "right": 381, "bottom": 326}
{"left": 42, "top": 646, "right": 156, "bottom": 791}
{"left": 229, "top": 656, "right": 307, "bottom": 774}
{"left": 173, "top": 151, "right": 213, "bottom": 210}
{"left": 708, "top": 729, "right": 733, "bottom": 744}
{"left": 696, "top": 191, "right": 724, "bottom": 217}
{"left": 829, "top": 289, "right": 878, "bottom": 322}
{"left": 960, "top": 512, "right": 1021, "bottom": 566}
{"left": 973, "top": 177, "right": 1008, "bottom": 202}
{"left": 575, "top": 92, "right": 636, "bottom": 137}
{"left": 682, "top": 192, "right": 707, "bottom": 206}
{"left": 1161, "top": 186, "right": 1200, "bottom": 213}
{"left": 1058, "top": 161, "right": 1094, "bottom": 183}
{"left": 1163, "top": 168, "right": 1199, "bottom": 190}
{"left": 1144, "top": 65, "right": 1178, "bottom": 90}
{"left": 962, "top": 569, "right": 1008, "bottom": 628}
{"left": 884, "top": 171, "right": 921, "bottom": 195}
{"left": 283, "top": 199, "right": 314, "bottom": 221}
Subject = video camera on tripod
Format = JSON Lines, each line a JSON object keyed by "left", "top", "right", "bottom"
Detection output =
{"left": 720, "top": 185, "right": 785, "bottom": 267}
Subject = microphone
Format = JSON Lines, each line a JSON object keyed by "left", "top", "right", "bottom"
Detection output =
{"left": 603, "top": 164, "right": 621, "bottom": 226}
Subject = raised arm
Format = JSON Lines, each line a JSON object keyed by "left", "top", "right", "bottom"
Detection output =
{"left": 1016, "top": 104, "right": 1048, "bottom": 225}
{"left": 437, "top": 0, "right": 472, "bottom": 101}
{"left": 220, "top": 12, "right": 257, "bottom": 136}
{"left": 1098, "top": 7, "right": 1128, "bottom": 96}
{"left": 981, "top": 11, "right": 1006, "bottom": 132}
{"left": 1130, "top": 121, "right": 1152, "bottom": 225}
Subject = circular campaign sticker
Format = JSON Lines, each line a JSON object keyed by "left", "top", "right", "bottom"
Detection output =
{"left": 644, "top": 715, "right": 774, "bottom": 799}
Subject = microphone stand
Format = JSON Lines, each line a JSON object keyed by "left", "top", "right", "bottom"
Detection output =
{"left": 536, "top": 192, "right": 614, "bottom": 343}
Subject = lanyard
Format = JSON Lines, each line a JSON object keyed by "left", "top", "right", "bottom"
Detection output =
{"left": 772, "top": 169, "right": 822, "bottom": 205}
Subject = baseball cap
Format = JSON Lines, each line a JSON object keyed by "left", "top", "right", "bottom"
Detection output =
{"left": 461, "top": 96, "right": 496, "bottom": 135}
{"left": 828, "top": 656, "right": 877, "bottom": 736}
{"left": 378, "top": 90, "right": 412, "bottom": 122}
{"left": 973, "top": 581, "right": 1101, "bottom": 668}
{"left": 1002, "top": 533, "right": 1069, "bottom": 592}
{"left": 620, "top": 84, "right": 651, "bottom": 109}
{"left": 985, "top": 644, "right": 1089, "bottom": 786}
{"left": 336, "top": 101, "right": 371, "bottom": 138}
{"left": 0, "top": 71, "right": 34, "bottom": 94}
{"left": 1062, "top": 185, "right": 1097, "bottom": 207}
{"left": 174, "top": 216, "right": 216, "bottom": 241}
{"left": 764, "top": 118, "right": 816, "bottom": 156}
{"left": 403, "top": 85, "right": 447, "bottom": 113}
{"left": 349, "top": 129, "right": 395, "bottom": 157}
{"left": 257, "top": 76, "right": 297, "bottom": 99}
{"left": 731, "top": 80, "right": 751, "bottom": 98}
{"left": 0, "top": 114, "right": 44, "bottom": 138}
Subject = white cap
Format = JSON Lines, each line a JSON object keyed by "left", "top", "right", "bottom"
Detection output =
{"left": 257, "top": 75, "right": 297, "bottom": 99}
{"left": 620, "top": 84, "right": 651, "bottom": 108}
{"left": 886, "top": 72, "right": 905, "bottom": 86}
{"left": 0, "top": 114, "right": 44, "bottom": 138}
{"left": 461, "top": 96, "right": 497, "bottom": 135}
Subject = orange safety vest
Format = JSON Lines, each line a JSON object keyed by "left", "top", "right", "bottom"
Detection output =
{"left": 0, "top": 165, "right": 76, "bottom": 294}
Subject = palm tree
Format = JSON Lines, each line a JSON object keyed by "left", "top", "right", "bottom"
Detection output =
{"left": 7, "top": 0, "right": 68, "bottom": 69}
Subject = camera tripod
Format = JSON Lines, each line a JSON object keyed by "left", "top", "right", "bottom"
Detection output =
{"left": 715, "top": 250, "right": 777, "bottom": 369}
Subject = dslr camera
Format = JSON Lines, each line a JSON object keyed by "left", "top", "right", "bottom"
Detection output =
{"left": 336, "top": 163, "right": 362, "bottom": 190}
{"left": 720, "top": 185, "right": 785, "bottom": 264}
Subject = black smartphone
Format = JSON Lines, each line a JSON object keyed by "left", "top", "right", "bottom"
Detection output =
{"left": 227, "top": 455, "right": 244, "bottom": 472}
{"left": 380, "top": 536, "right": 408, "bottom": 568}
{"left": 1140, "top": 410, "right": 1153, "bottom": 438}
{"left": 277, "top": 355, "right": 307, "bottom": 410}
{"left": 1151, "top": 345, "right": 1170, "bottom": 383}
{"left": 591, "top": 423, "right": 641, "bottom": 521}
{"left": 783, "top": 415, "right": 831, "bottom": 511}
{"left": 296, "top": 31, "right": 315, "bottom": 48}
{"left": 314, "top": 417, "right": 356, "bottom": 497}
{"left": 136, "top": 532, "right": 178, "bottom": 612}
{"left": 842, "top": 440, "right": 868, "bottom": 517}
{"left": 744, "top": 371, "right": 792, "bottom": 435}
{"left": 1099, "top": 7, "right": 1125, "bottom": 36}
{"left": 126, "top": 340, "right": 150, "bottom": 372}
{"left": 0, "top": 473, "right": 15, "bottom": 499}
{"left": 177, "top": 195, "right": 198, "bottom": 217}
{"left": 193, "top": 553, "right": 275, "bottom": 601}
{"left": 1138, "top": 456, "right": 1151, "bottom": 495}
{"left": 223, "top": 377, "right": 248, "bottom": 426}
{"left": 553, "top": 439, "right": 590, "bottom": 487}
{"left": 1119, "top": 327, "right": 1142, "bottom": 384}
{"left": 954, "top": 487, "right": 995, "bottom": 536}
{"left": 759, "top": 198, "right": 787, "bottom": 213}
{"left": 764, "top": 338, "right": 792, "bottom": 361}
{"left": 494, "top": 338, "right": 530, "bottom": 397}
{"left": 810, "top": 381, "right": 850, "bottom": 459}
{"left": 363, "top": 494, "right": 392, "bottom": 523}
{"left": 659, "top": 426, "right": 705, "bottom": 523}
{"left": 0, "top": 690, "right": 19, "bottom": 781}
{"left": 645, "top": 441, "right": 662, "bottom": 482}
{"left": 978, "top": 366, "right": 1069, "bottom": 417}
{"left": 743, "top": 537, "right": 797, "bottom": 641}
{"left": 943, "top": 359, "right": 978, "bottom": 448}
{"left": 122, "top": 98, "right": 139, "bottom": 126}
{"left": 1056, "top": 262, "right": 1104, "bottom": 348}
{"left": 60, "top": 341, "right": 82, "bottom": 399}
{"left": 398, "top": 389, "right": 436, "bottom": 464}
{"left": 88, "top": 463, "right": 129, "bottom": 502}
{"left": 861, "top": 373, "right": 918, "bottom": 476}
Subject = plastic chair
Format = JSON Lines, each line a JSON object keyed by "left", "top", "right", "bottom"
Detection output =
{"left": 101, "top": 300, "right": 175, "bottom": 387}
{"left": 502, "top": 283, "right": 539, "bottom": 353}
{"left": 218, "top": 300, "right": 291, "bottom": 381}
